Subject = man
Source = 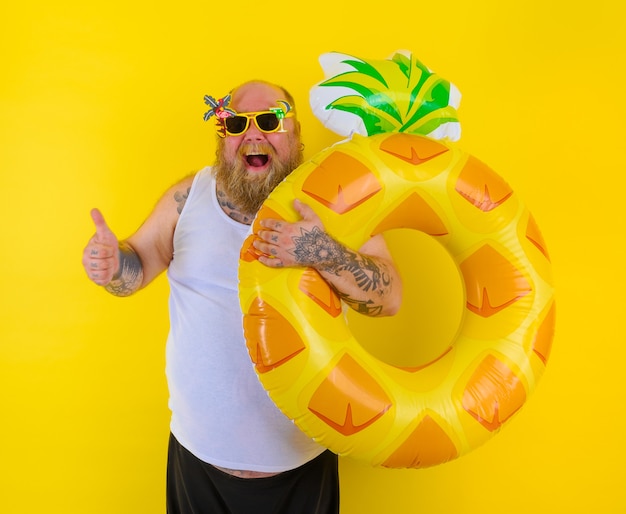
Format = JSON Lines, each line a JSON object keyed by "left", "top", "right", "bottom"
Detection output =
{"left": 82, "top": 80, "right": 402, "bottom": 513}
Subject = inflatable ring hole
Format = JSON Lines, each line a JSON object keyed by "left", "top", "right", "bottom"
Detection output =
{"left": 346, "top": 229, "right": 465, "bottom": 369}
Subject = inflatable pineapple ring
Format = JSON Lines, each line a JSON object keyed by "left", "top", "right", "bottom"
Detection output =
{"left": 238, "top": 52, "right": 555, "bottom": 468}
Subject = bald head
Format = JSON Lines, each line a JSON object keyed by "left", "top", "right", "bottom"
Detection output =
{"left": 230, "top": 80, "right": 297, "bottom": 113}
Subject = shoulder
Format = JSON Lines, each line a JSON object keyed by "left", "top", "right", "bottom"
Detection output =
{"left": 124, "top": 172, "right": 202, "bottom": 277}
{"left": 157, "top": 172, "right": 198, "bottom": 216}
{"left": 170, "top": 173, "right": 197, "bottom": 214}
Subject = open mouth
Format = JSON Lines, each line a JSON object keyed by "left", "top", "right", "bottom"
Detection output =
{"left": 246, "top": 154, "right": 269, "bottom": 169}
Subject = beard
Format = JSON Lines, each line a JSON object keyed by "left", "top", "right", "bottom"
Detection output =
{"left": 213, "top": 137, "right": 303, "bottom": 216}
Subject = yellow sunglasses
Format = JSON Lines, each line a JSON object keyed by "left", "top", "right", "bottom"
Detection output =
{"left": 221, "top": 104, "right": 294, "bottom": 137}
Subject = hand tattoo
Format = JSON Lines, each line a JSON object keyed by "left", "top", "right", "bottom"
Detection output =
{"left": 291, "top": 227, "right": 392, "bottom": 316}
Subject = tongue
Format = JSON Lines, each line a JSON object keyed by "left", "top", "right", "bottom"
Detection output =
{"left": 247, "top": 155, "right": 268, "bottom": 168}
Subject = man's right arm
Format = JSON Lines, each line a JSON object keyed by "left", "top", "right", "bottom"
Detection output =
{"left": 82, "top": 174, "right": 195, "bottom": 296}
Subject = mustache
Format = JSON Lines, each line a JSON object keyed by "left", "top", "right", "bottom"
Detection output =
{"left": 238, "top": 142, "right": 275, "bottom": 157}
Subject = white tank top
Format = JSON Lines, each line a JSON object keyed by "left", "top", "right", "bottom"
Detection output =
{"left": 165, "top": 167, "right": 324, "bottom": 472}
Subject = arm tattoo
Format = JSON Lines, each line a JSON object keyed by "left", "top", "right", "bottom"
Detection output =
{"left": 174, "top": 187, "right": 191, "bottom": 214}
{"left": 104, "top": 243, "right": 143, "bottom": 297}
{"left": 291, "top": 227, "right": 392, "bottom": 316}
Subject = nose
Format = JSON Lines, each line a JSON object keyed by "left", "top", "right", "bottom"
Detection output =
{"left": 243, "top": 118, "right": 265, "bottom": 142}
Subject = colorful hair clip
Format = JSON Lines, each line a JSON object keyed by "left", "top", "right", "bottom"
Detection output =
{"left": 269, "top": 100, "right": 293, "bottom": 132}
{"left": 203, "top": 94, "right": 237, "bottom": 137}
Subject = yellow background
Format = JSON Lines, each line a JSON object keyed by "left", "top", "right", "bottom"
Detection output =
{"left": 1, "top": 0, "right": 624, "bottom": 512}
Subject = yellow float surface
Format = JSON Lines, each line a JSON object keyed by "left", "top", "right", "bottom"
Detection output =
{"left": 239, "top": 132, "right": 555, "bottom": 467}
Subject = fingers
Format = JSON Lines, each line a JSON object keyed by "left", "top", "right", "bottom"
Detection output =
{"left": 252, "top": 234, "right": 289, "bottom": 269}
{"left": 83, "top": 249, "right": 119, "bottom": 285}
{"left": 254, "top": 223, "right": 293, "bottom": 261}
{"left": 257, "top": 254, "right": 284, "bottom": 268}
{"left": 256, "top": 229, "right": 280, "bottom": 245}
{"left": 252, "top": 236, "right": 280, "bottom": 257}
{"left": 83, "top": 242, "right": 118, "bottom": 284}
{"left": 258, "top": 218, "right": 284, "bottom": 232}
{"left": 255, "top": 201, "right": 324, "bottom": 269}
{"left": 258, "top": 200, "right": 319, "bottom": 233}
{"left": 83, "top": 252, "right": 118, "bottom": 284}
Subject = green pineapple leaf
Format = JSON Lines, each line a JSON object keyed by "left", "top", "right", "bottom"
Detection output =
{"left": 311, "top": 51, "right": 461, "bottom": 140}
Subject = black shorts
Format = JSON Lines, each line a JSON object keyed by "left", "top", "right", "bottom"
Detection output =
{"left": 167, "top": 434, "right": 339, "bottom": 514}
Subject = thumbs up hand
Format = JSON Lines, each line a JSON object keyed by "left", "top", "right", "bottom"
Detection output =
{"left": 82, "top": 208, "right": 120, "bottom": 285}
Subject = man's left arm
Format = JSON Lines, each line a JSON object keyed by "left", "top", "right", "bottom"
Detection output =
{"left": 253, "top": 200, "right": 402, "bottom": 317}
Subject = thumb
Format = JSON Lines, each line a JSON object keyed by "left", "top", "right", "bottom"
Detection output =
{"left": 293, "top": 199, "right": 319, "bottom": 222}
{"left": 90, "top": 208, "right": 117, "bottom": 244}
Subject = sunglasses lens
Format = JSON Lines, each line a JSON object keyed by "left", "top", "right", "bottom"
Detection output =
{"left": 256, "top": 113, "right": 280, "bottom": 132}
{"left": 225, "top": 116, "right": 248, "bottom": 134}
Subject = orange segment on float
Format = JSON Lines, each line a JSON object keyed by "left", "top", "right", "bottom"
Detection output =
{"left": 461, "top": 354, "right": 526, "bottom": 432}
{"left": 382, "top": 415, "right": 458, "bottom": 468}
{"left": 308, "top": 354, "right": 392, "bottom": 436}
{"left": 455, "top": 156, "right": 514, "bottom": 212}
{"left": 460, "top": 245, "right": 532, "bottom": 317}
{"left": 253, "top": 205, "right": 285, "bottom": 230}
{"left": 379, "top": 132, "right": 450, "bottom": 165}
{"left": 533, "top": 302, "right": 556, "bottom": 365}
{"left": 239, "top": 234, "right": 260, "bottom": 263}
{"left": 526, "top": 214, "right": 551, "bottom": 261}
{"left": 243, "top": 297, "right": 306, "bottom": 374}
{"left": 371, "top": 192, "right": 449, "bottom": 236}
{"left": 299, "top": 269, "right": 342, "bottom": 318}
{"left": 302, "top": 152, "right": 382, "bottom": 214}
